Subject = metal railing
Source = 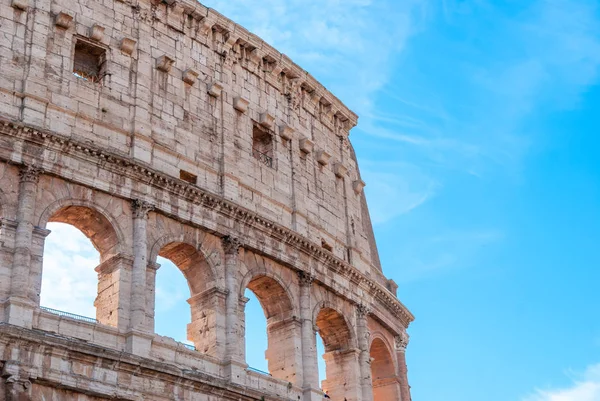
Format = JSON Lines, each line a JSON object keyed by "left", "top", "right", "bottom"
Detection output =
{"left": 40, "top": 306, "right": 98, "bottom": 324}
{"left": 252, "top": 148, "right": 274, "bottom": 168}
{"left": 182, "top": 343, "right": 196, "bottom": 351}
{"left": 247, "top": 366, "right": 272, "bottom": 376}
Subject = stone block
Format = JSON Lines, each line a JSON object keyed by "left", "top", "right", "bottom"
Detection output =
{"left": 11, "top": 0, "right": 28, "bottom": 10}
{"left": 233, "top": 96, "right": 249, "bottom": 113}
{"left": 299, "top": 137, "right": 314, "bottom": 154}
{"left": 89, "top": 24, "right": 105, "bottom": 42}
{"left": 54, "top": 12, "right": 73, "bottom": 29}
{"left": 182, "top": 68, "right": 199, "bottom": 85}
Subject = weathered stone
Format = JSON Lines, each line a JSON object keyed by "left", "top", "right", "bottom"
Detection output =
{"left": 0, "top": 0, "right": 413, "bottom": 400}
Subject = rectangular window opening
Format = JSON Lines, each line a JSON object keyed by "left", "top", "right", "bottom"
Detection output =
{"left": 252, "top": 125, "right": 274, "bottom": 168}
{"left": 321, "top": 239, "right": 333, "bottom": 253}
{"left": 73, "top": 40, "right": 106, "bottom": 84}
{"left": 180, "top": 170, "right": 197, "bottom": 184}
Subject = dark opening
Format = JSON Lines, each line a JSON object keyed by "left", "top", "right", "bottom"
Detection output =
{"left": 252, "top": 125, "right": 274, "bottom": 168}
{"left": 180, "top": 170, "right": 197, "bottom": 185}
{"left": 73, "top": 40, "right": 106, "bottom": 83}
{"left": 321, "top": 239, "right": 333, "bottom": 253}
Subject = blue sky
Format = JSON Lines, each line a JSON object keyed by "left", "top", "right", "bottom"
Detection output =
{"left": 40, "top": 0, "right": 600, "bottom": 400}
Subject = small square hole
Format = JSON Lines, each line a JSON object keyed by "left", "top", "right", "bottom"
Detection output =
{"left": 73, "top": 40, "right": 106, "bottom": 83}
{"left": 180, "top": 170, "right": 197, "bottom": 184}
{"left": 321, "top": 239, "right": 333, "bottom": 253}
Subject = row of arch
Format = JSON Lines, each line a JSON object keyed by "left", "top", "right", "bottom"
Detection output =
{"left": 0, "top": 171, "right": 404, "bottom": 401}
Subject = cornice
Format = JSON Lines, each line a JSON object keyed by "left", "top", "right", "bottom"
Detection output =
{"left": 0, "top": 119, "right": 414, "bottom": 327}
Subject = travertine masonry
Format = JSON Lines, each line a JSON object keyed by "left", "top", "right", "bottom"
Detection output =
{"left": 0, "top": 0, "right": 414, "bottom": 400}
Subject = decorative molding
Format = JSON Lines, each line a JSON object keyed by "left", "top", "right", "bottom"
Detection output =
{"left": 18, "top": 164, "right": 42, "bottom": 184}
{"left": 0, "top": 120, "right": 414, "bottom": 327}
{"left": 222, "top": 235, "right": 241, "bottom": 255}
{"left": 297, "top": 271, "right": 314, "bottom": 287}
{"left": 356, "top": 303, "right": 371, "bottom": 318}
{"left": 395, "top": 331, "right": 409, "bottom": 351}
{"left": 131, "top": 199, "right": 154, "bottom": 219}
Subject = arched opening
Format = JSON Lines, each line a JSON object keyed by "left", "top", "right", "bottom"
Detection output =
{"left": 153, "top": 255, "right": 190, "bottom": 344}
{"left": 40, "top": 223, "right": 99, "bottom": 318}
{"left": 316, "top": 307, "right": 359, "bottom": 401}
{"left": 154, "top": 242, "right": 216, "bottom": 355}
{"left": 244, "top": 289, "right": 268, "bottom": 373}
{"left": 243, "top": 274, "right": 301, "bottom": 384}
{"left": 370, "top": 338, "right": 399, "bottom": 401}
{"left": 39, "top": 205, "right": 122, "bottom": 327}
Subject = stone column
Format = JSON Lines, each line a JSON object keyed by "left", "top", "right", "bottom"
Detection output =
{"left": 298, "top": 271, "right": 320, "bottom": 401}
{"left": 126, "top": 199, "right": 154, "bottom": 356}
{"left": 144, "top": 261, "right": 161, "bottom": 332}
{"left": 357, "top": 304, "right": 374, "bottom": 401}
{"left": 395, "top": 331, "right": 411, "bottom": 401}
{"left": 95, "top": 254, "right": 135, "bottom": 329}
{"left": 221, "top": 235, "right": 248, "bottom": 383}
{"left": 5, "top": 165, "right": 41, "bottom": 328}
{"left": 4, "top": 375, "right": 32, "bottom": 401}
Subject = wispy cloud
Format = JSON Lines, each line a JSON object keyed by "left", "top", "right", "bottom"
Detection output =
{"left": 393, "top": 229, "right": 504, "bottom": 282}
{"left": 41, "top": 223, "right": 99, "bottom": 318}
{"left": 523, "top": 364, "right": 600, "bottom": 401}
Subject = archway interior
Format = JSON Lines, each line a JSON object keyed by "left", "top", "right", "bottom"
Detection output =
{"left": 158, "top": 242, "right": 213, "bottom": 295}
{"left": 370, "top": 338, "right": 398, "bottom": 401}
{"left": 156, "top": 242, "right": 214, "bottom": 351}
{"left": 245, "top": 275, "right": 296, "bottom": 383}
{"left": 41, "top": 205, "right": 120, "bottom": 322}
{"left": 315, "top": 307, "right": 353, "bottom": 398}
{"left": 48, "top": 205, "right": 119, "bottom": 262}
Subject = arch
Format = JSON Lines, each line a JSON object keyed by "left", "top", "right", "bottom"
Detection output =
{"left": 370, "top": 337, "right": 399, "bottom": 401}
{"left": 38, "top": 198, "right": 125, "bottom": 260}
{"left": 149, "top": 234, "right": 218, "bottom": 295}
{"left": 239, "top": 263, "right": 301, "bottom": 384}
{"left": 239, "top": 270, "right": 296, "bottom": 320}
{"left": 314, "top": 304, "right": 354, "bottom": 352}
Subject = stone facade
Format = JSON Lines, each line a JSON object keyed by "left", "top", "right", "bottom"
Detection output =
{"left": 0, "top": 0, "right": 414, "bottom": 400}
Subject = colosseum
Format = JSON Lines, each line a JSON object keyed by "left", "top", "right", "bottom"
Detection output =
{"left": 0, "top": 0, "right": 414, "bottom": 400}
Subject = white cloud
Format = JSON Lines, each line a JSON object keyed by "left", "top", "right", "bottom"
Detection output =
{"left": 40, "top": 223, "right": 99, "bottom": 318}
{"left": 361, "top": 161, "right": 439, "bottom": 224}
{"left": 523, "top": 364, "right": 600, "bottom": 401}
{"left": 393, "top": 229, "right": 504, "bottom": 282}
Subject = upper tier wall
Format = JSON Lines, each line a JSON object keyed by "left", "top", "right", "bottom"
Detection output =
{"left": 0, "top": 0, "right": 384, "bottom": 278}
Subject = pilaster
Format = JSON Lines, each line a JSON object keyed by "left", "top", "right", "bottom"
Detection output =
{"left": 126, "top": 199, "right": 154, "bottom": 356}
{"left": 4, "top": 165, "right": 42, "bottom": 328}
{"left": 357, "top": 304, "right": 374, "bottom": 401}
{"left": 395, "top": 331, "right": 411, "bottom": 401}
{"left": 298, "top": 271, "right": 320, "bottom": 400}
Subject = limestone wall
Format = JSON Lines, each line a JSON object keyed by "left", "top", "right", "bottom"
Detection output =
{"left": 0, "top": 0, "right": 414, "bottom": 400}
